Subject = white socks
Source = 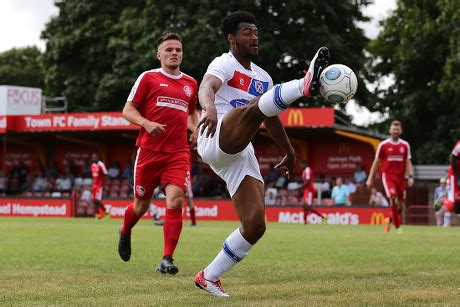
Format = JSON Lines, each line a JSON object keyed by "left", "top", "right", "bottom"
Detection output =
{"left": 258, "top": 79, "right": 304, "bottom": 117}
{"left": 443, "top": 212, "right": 451, "bottom": 227}
{"left": 203, "top": 228, "right": 253, "bottom": 281}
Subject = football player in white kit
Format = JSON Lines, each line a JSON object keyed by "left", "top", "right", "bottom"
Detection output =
{"left": 193, "top": 11, "right": 330, "bottom": 296}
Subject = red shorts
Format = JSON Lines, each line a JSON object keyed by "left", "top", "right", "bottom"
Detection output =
{"left": 443, "top": 198, "right": 454, "bottom": 213}
{"left": 302, "top": 187, "right": 316, "bottom": 206}
{"left": 92, "top": 185, "right": 103, "bottom": 201}
{"left": 382, "top": 173, "right": 406, "bottom": 201}
{"left": 134, "top": 147, "right": 190, "bottom": 199}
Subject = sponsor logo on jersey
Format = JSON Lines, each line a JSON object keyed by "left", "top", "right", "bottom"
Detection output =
{"left": 136, "top": 185, "right": 146, "bottom": 197}
{"left": 183, "top": 85, "right": 192, "bottom": 97}
{"left": 229, "top": 99, "right": 250, "bottom": 108}
{"left": 227, "top": 71, "right": 269, "bottom": 97}
{"left": 160, "top": 83, "right": 169, "bottom": 87}
{"left": 156, "top": 96, "right": 188, "bottom": 112}
{"left": 399, "top": 147, "right": 404, "bottom": 153}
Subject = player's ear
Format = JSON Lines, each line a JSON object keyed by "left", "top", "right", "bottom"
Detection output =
{"left": 227, "top": 34, "right": 235, "bottom": 45}
{"left": 156, "top": 51, "right": 161, "bottom": 61}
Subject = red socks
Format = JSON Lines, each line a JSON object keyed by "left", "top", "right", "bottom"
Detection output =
{"left": 390, "top": 204, "right": 400, "bottom": 229}
{"left": 190, "top": 207, "right": 196, "bottom": 225}
{"left": 121, "top": 203, "right": 141, "bottom": 236}
{"left": 163, "top": 208, "right": 183, "bottom": 257}
{"left": 303, "top": 208, "right": 309, "bottom": 224}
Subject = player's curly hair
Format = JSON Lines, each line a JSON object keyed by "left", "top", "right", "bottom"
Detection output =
{"left": 220, "top": 11, "right": 257, "bottom": 40}
{"left": 156, "top": 32, "right": 182, "bottom": 48}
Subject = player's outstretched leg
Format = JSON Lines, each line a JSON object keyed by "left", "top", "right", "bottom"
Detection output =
{"left": 219, "top": 47, "right": 330, "bottom": 155}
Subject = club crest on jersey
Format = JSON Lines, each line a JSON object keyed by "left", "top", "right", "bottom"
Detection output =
{"left": 239, "top": 78, "right": 245, "bottom": 85}
{"left": 135, "top": 185, "right": 146, "bottom": 197}
{"left": 183, "top": 85, "right": 192, "bottom": 97}
{"left": 254, "top": 80, "right": 264, "bottom": 95}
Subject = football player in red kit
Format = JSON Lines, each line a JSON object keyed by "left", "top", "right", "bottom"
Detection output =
{"left": 298, "top": 160, "right": 323, "bottom": 224}
{"left": 367, "top": 121, "right": 414, "bottom": 233}
{"left": 91, "top": 153, "right": 108, "bottom": 219}
{"left": 118, "top": 32, "right": 199, "bottom": 275}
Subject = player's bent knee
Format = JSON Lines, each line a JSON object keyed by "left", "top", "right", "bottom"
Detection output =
{"left": 167, "top": 196, "right": 184, "bottom": 209}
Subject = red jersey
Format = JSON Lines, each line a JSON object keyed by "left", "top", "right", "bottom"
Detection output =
{"left": 302, "top": 167, "right": 315, "bottom": 190}
{"left": 452, "top": 141, "right": 460, "bottom": 173}
{"left": 376, "top": 138, "right": 411, "bottom": 176}
{"left": 91, "top": 161, "right": 107, "bottom": 187}
{"left": 127, "top": 68, "right": 198, "bottom": 153}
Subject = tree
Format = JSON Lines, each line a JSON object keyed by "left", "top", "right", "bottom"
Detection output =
{"left": 0, "top": 47, "right": 44, "bottom": 88}
{"left": 42, "top": 0, "right": 371, "bottom": 112}
{"left": 367, "top": 0, "right": 460, "bottom": 164}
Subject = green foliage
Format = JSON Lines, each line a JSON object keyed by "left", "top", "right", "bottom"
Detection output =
{"left": 42, "top": 0, "right": 370, "bottom": 111}
{"left": 0, "top": 46, "right": 44, "bottom": 88}
{"left": 2, "top": 218, "right": 460, "bottom": 304}
{"left": 367, "top": 0, "right": 460, "bottom": 163}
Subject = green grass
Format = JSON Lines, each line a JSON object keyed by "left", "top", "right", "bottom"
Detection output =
{"left": 1, "top": 217, "right": 460, "bottom": 306}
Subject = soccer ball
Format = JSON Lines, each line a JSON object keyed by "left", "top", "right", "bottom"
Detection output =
{"left": 319, "top": 64, "right": 358, "bottom": 103}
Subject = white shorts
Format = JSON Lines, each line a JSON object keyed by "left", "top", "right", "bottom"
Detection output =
{"left": 197, "top": 117, "right": 263, "bottom": 197}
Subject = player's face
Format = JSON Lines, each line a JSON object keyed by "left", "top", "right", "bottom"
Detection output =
{"left": 233, "top": 23, "right": 258, "bottom": 58}
{"left": 389, "top": 125, "right": 402, "bottom": 139}
{"left": 157, "top": 39, "right": 183, "bottom": 70}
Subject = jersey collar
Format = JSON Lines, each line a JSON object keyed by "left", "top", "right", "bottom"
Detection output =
{"left": 160, "top": 68, "right": 183, "bottom": 79}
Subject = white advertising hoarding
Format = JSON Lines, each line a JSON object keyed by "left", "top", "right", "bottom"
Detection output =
{"left": 0, "top": 85, "right": 42, "bottom": 115}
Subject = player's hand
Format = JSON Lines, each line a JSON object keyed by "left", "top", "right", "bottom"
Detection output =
{"left": 189, "top": 128, "right": 198, "bottom": 150}
{"left": 275, "top": 152, "right": 296, "bottom": 179}
{"left": 143, "top": 121, "right": 166, "bottom": 136}
{"left": 198, "top": 107, "right": 217, "bottom": 137}
{"left": 407, "top": 177, "right": 414, "bottom": 187}
{"left": 365, "top": 178, "right": 373, "bottom": 189}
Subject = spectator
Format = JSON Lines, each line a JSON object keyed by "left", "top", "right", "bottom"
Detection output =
{"left": 345, "top": 178, "right": 357, "bottom": 194}
{"left": 433, "top": 177, "right": 447, "bottom": 203}
{"left": 55, "top": 173, "right": 72, "bottom": 192}
{"left": 318, "top": 174, "right": 331, "bottom": 198}
{"left": 108, "top": 162, "right": 120, "bottom": 179}
{"left": 122, "top": 159, "right": 134, "bottom": 185}
{"left": 369, "top": 188, "right": 389, "bottom": 207}
{"left": 274, "top": 173, "right": 288, "bottom": 189}
{"left": 331, "top": 177, "right": 349, "bottom": 206}
{"left": 353, "top": 165, "right": 367, "bottom": 185}
{"left": 264, "top": 163, "right": 279, "bottom": 184}
{"left": 0, "top": 170, "right": 8, "bottom": 195}
{"left": 32, "top": 172, "right": 47, "bottom": 192}
{"left": 264, "top": 188, "right": 277, "bottom": 206}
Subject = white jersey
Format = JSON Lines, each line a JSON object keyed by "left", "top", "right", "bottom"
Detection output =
{"left": 204, "top": 52, "right": 273, "bottom": 119}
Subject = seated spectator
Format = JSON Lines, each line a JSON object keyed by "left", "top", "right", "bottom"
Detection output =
{"left": 264, "top": 163, "right": 279, "bottom": 184}
{"left": 265, "top": 188, "right": 277, "bottom": 206}
{"left": 32, "top": 172, "right": 48, "bottom": 192}
{"left": 55, "top": 173, "right": 72, "bottom": 192}
{"left": 318, "top": 174, "right": 331, "bottom": 198}
{"left": 353, "top": 165, "right": 367, "bottom": 185}
{"left": 274, "top": 174, "right": 288, "bottom": 189}
{"left": 345, "top": 178, "right": 357, "bottom": 194}
{"left": 433, "top": 177, "right": 447, "bottom": 203}
{"left": 0, "top": 170, "right": 8, "bottom": 194}
{"left": 369, "top": 188, "right": 389, "bottom": 207}
{"left": 81, "top": 188, "right": 92, "bottom": 201}
{"left": 107, "top": 162, "right": 120, "bottom": 179}
{"left": 331, "top": 177, "right": 349, "bottom": 206}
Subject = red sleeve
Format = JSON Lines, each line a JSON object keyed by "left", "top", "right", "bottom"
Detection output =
{"left": 188, "top": 79, "right": 198, "bottom": 114}
{"left": 128, "top": 72, "right": 149, "bottom": 107}
{"left": 377, "top": 143, "right": 385, "bottom": 160}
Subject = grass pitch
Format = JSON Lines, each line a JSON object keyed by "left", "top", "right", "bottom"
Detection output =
{"left": 1, "top": 217, "right": 460, "bottom": 305}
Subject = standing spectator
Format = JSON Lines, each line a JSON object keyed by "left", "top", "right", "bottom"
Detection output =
{"left": 366, "top": 120, "right": 414, "bottom": 233}
{"left": 91, "top": 153, "right": 108, "bottom": 219}
{"left": 434, "top": 177, "right": 447, "bottom": 203}
{"left": 331, "top": 177, "right": 349, "bottom": 206}
{"left": 108, "top": 162, "right": 121, "bottom": 179}
{"left": 353, "top": 165, "right": 367, "bottom": 185}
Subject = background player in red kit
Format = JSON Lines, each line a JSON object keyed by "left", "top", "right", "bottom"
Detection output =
{"left": 438, "top": 140, "right": 460, "bottom": 226}
{"left": 367, "top": 121, "right": 414, "bottom": 232}
{"left": 91, "top": 153, "right": 108, "bottom": 220}
{"left": 298, "top": 160, "right": 323, "bottom": 224}
{"left": 118, "top": 32, "right": 199, "bottom": 275}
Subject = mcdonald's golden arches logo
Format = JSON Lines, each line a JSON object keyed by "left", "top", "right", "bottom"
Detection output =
{"left": 288, "top": 110, "right": 304, "bottom": 126}
{"left": 338, "top": 142, "right": 351, "bottom": 155}
{"left": 370, "top": 212, "right": 385, "bottom": 225}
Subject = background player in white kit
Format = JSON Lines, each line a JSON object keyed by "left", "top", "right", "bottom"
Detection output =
{"left": 193, "top": 11, "right": 330, "bottom": 296}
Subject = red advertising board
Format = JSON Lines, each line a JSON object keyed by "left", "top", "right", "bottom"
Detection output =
{"left": 0, "top": 198, "right": 72, "bottom": 217}
{"left": 105, "top": 199, "right": 389, "bottom": 225}
{"left": 277, "top": 108, "right": 334, "bottom": 127}
{"left": 6, "top": 112, "right": 139, "bottom": 132}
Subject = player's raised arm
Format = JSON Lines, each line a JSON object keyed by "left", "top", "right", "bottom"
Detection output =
{"left": 197, "top": 74, "right": 222, "bottom": 137}
{"left": 122, "top": 101, "right": 165, "bottom": 136}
